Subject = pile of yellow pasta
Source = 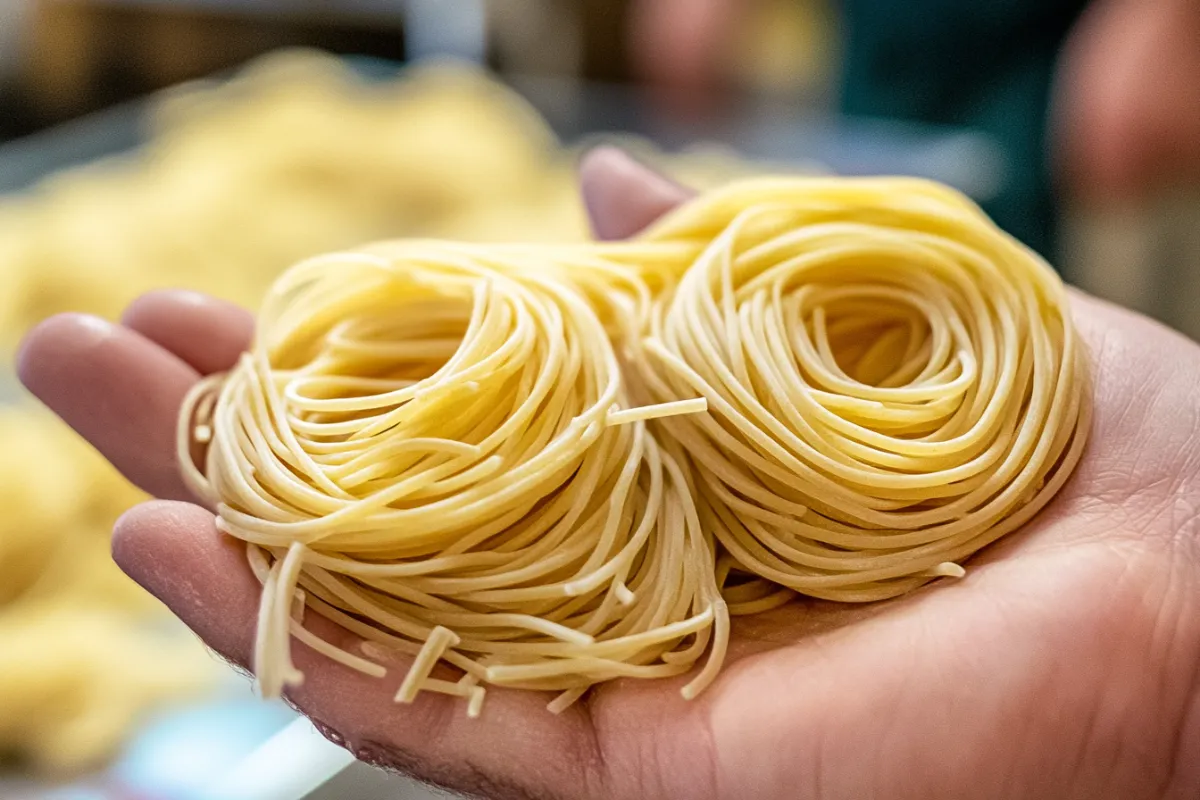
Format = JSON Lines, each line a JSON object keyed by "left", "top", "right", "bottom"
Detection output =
{"left": 182, "top": 176, "right": 1089, "bottom": 716}
{"left": 0, "top": 409, "right": 216, "bottom": 772}
{"left": 0, "top": 49, "right": 771, "bottom": 349}
{"left": 0, "top": 49, "right": 770, "bottom": 772}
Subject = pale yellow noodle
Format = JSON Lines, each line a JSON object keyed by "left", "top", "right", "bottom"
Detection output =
{"left": 181, "top": 242, "right": 725, "bottom": 714}
{"left": 180, "top": 176, "right": 1088, "bottom": 715}
{"left": 622, "top": 177, "right": 1090, "bottom": 602}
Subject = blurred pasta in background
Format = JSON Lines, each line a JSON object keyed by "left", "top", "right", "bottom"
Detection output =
{"left": 0, "top": 408, "right": 214, "bottom": 772}
{"left": 0, "top": 49, "right": 771, "bottom": 344}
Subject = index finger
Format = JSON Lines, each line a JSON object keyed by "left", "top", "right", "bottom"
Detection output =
{"left": 17, "top": 292, "right": 253, "bottom": 501}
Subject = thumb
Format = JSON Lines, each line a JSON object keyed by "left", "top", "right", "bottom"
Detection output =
{"left": 578, "top": 147, "right": 692, "bottom": 241}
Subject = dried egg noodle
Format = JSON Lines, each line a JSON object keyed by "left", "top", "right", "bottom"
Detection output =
{"left": 181, "top": 176, "right": 1089, "bottom": 713}
{"left": 181, "top": 245, "right": 727, "bottom": 713}
{"left": 624, "top": 177, "right": 1090, "bottom": 602}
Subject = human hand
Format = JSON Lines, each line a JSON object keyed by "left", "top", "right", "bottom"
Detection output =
{"left": 1054, "top": 0, "right": 1200, "bottom": 203}
{"left": 18, "top": 149, "right": 1200, "bottom": 799}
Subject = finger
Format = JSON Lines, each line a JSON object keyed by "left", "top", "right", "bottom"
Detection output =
{"left": 17, "top": 314, "right": 198, "bottom": 501}
{"left": 114, "top": 501, "right": 257, "bottom": 667}
{"left": 115, "top": 500, "right": 604, "bottom": 800}
{"left": 579, "top": 146, "right": 693, "bottom": 241}
{"left": 122, "top": 290, "right": 254, "bottom": 375}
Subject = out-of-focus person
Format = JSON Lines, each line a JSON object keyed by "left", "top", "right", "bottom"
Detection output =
{"left": 1053, "top": 0, "right": 1200, "bottom": 204}
{"left": 629, "top": 0, "right": 1200, "bottom": 259}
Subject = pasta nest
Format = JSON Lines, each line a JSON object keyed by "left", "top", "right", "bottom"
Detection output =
{"left": 183, "top": 244, "right": 725, "bottom": 713}
{"left": 182, "top": 177, "right": 1089, "bottom": 714}
{"left": 629, "top": 178, "right": 1089, "bottom": 602}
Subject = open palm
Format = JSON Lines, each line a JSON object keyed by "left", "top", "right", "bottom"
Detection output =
{"left": 19, "top": 150, "right": 1200, "bottom": 800}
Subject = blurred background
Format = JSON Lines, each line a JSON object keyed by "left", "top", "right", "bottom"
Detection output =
{"left": 0, "top": 1, "right": 1197, "bottom": 798}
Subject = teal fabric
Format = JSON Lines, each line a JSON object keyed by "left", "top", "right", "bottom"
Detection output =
{"left": 839, "top": 0, "right": 1088, "bottom": 258}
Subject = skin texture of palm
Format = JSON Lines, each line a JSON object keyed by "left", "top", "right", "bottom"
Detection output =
{"left": 16, "top": 149, "right": 1200, "bottom": 800}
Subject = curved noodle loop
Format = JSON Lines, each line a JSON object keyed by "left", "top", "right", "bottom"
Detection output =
{"left": 629, "top": 178, "right": 1090, "bottom": 602}
{"left": 181, "top": 176, "right": 1089, "bottom": 712}
{"left": 181, "top": 244, "right": 726, "bottom": 713}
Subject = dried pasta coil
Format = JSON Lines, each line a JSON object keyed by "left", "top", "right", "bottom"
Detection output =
{"left": 630, "top": 177, "right": 1090, "bottom": 602}
{"left": 181, "top": 243, "right": 726, "bottom": 714}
